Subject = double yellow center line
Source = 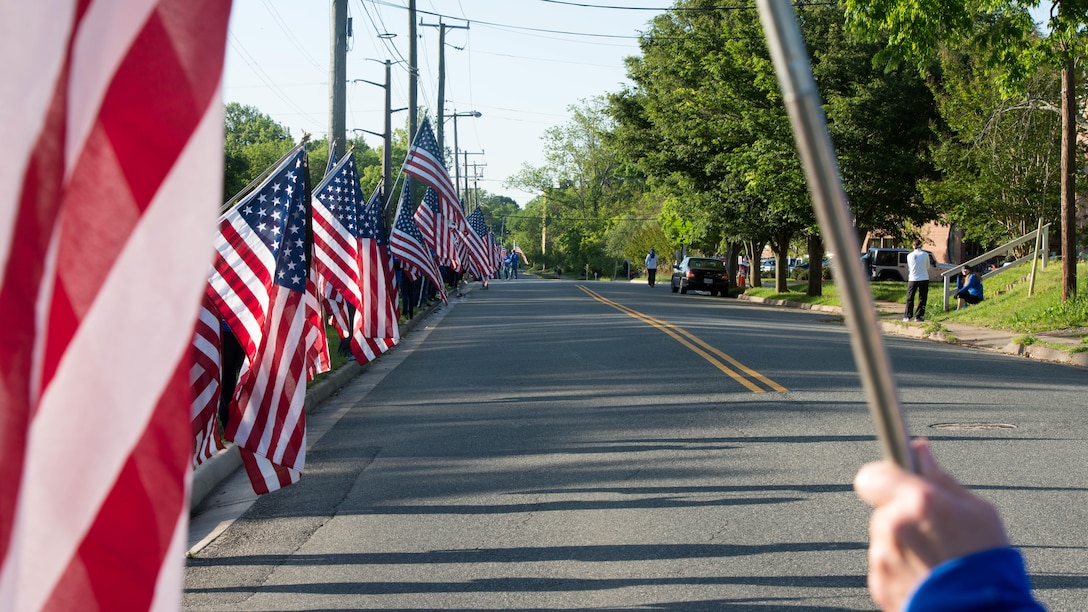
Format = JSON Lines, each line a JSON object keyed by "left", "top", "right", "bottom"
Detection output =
{"left": 577, "top": 285, "right": 788, "bottom": 394}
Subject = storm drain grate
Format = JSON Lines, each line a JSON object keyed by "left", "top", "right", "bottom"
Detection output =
{"left": 929, "top": 422, "right": 1018, "bottom": 431}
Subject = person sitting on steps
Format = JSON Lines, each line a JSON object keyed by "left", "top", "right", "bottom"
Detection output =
{"left": 955, "top": 265, "right": 984, "bottom": 310}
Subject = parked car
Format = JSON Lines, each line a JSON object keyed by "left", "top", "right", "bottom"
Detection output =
{"left": 863, "top": 247, "right": 952, "bottom": 282}
{"left": 671, "top": 257, "right": 730, "bottom": 296}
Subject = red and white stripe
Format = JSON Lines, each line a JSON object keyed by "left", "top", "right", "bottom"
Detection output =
{"left": 230, "top": 284, "right": 308, "bottom": 494}
{"left": 0, "top": 1, "right": 231, "bottom": 609}
{"left": 191, "top": 294, "right": 226, "bottom": 468}
{"left": 304, "top": 272, "right": 331, "bottom": 380}
{"left": 353, "top": 237, "right": 400, "bottom": 362}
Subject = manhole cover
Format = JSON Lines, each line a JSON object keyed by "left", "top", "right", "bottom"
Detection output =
{"left": 929, "top": 422, "right": 1018, "bottom": 431}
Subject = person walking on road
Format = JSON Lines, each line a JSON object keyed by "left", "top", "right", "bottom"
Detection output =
{"left": 645, "top": 248, "right": 658, "bottom": 287}
{"left": 904, "top": 240, "right": 931, "bottom": 322}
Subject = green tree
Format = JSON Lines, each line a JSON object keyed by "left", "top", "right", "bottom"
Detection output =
{"left": 842, "top": 0, "right": 1087, "bottom": 298}
{"left": 612, "top": 1, "right": 937, "bottom": 293}
{"left": 507, "top": 98, "right": 643, "bottom": 275}
{"left": 223, "top": 102, "right": 295, "bottom": 204}
{"left": 920, "top": 44, "right": 1066, "bottom": 249}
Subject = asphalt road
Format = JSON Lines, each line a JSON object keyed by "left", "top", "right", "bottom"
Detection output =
{"left": 184, "top": 278, "right": 1088, "bottom": 611}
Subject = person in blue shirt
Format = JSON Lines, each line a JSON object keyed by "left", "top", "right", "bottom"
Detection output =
{"left": 955, "top": 265, "right": 984, "bottom": 309}
{"left": 854, "top": 439, "right": 1045, "bottom": 611}
{"left": 507, "top": 252, "right": 519, "bottom": 279}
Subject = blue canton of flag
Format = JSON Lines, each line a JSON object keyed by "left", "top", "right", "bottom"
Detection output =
{"left": 423, "top": 186, "right": 440, "bottom": 215}
{"left": 314, "top": 158, "right": 362, "bottom": 238}
{"left": 238, "top": 157, "right": 309, "bottom": 292}
{"left": 467, "top": 207, "right": 489, "bottom": 238}
{"left": 360, "top": 187, "right": 387, "bottom": 245}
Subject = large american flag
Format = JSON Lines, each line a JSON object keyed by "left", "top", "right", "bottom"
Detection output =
{"left": 466, "top": 207, "right": 497, "bottom": 278}
{"left": 400, "top": 117, "right": 487, "bottom": 269}
{"left": 312, "top": 155, "right": 400, "bottom": 364}
{"left": 402, "top": 118, "right": 459, "bottom": 207}
{"left": 356, "top": 184, "right": 402, "bottom": 360}
{"left": 389, "top": 183, "right": 448, "bottom": 304}
{"left": 0, "top": 1, "right": 231, "bottom": 609}
{"left": 413, "top": 186, "right": 455, "bottom": 266}
{"left": 207, "top": 146, "right": 315, "bottom": 495}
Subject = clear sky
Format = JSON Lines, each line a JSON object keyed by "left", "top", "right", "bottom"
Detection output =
{"left": 223, "top": 0, "right": 669, "bottom": 206}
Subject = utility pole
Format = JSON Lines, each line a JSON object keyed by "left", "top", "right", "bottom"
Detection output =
{"left": 330, "top": 0, "right": 348, "bottom": 161}
{"left": 419, "top": 20, "right": 469, "bottom": 154}
{"left": 408, "top": 0, "right": 418, "bottom": 145}
{"left": 462, "top": 150, "right": 485, "bottom": 205}
{"left": 471, "top": 160, "right": 487, "bottom": 207}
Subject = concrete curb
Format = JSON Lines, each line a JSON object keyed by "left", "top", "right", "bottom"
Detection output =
{"left": 189, "top": 292, "right": 451, "bottom": 511}
{"left": 739, "top": 293, "right": 1086, "bottom": 370}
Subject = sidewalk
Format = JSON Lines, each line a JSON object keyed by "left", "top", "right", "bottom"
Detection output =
{"left": 739, "top": 294, "right": 1088, "bottom": 368}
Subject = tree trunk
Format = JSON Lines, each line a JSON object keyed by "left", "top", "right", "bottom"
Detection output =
{"left": 1060, "top": 57, "right": 1077, "bottom": 301}
{"left": 806, "top": 234, "right": 824, "bottom": 297}
{"left": 775, "top": 231, "right": 791, "bottom": 293}
{"left": 726, "top": 242, "right": 741, "bottom": 288}
{"left": 749, "top": 240, "right": 764, "bottom": 288}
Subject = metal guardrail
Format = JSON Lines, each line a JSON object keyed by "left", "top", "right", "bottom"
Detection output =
{"left": 941, "top": 221, "right": 1050, "bottom": 311}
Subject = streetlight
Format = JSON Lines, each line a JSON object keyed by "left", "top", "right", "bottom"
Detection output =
{"left": 448, "top": 110, "right": 481, "bottom": 207}
{"left": 349, "top": 59, "right": 398, "bottom": 215}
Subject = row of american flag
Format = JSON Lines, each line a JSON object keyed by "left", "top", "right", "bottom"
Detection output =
{"left": 0, "top": 3, "right": 505, "bottom": 607}
{"left": 192, "top": 116, "right": 507, "bottom": 497}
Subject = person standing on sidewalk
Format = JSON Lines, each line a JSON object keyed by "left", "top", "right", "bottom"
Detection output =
{"left": 645, "top": 248, "right": 658, "bottom": 287}
{"left": 904, "top": 240, "right": 931, "bottom": 322}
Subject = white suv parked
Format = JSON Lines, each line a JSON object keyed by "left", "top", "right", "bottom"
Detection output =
{"left": 863, "top": 247, "right": 948, "bottom": 282}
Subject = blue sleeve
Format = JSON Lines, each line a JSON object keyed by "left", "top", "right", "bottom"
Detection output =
{"left": 906, "top": 547, "right": 1045, "bottom": 612}
{"left": 968, "top": 275, "right": 984, "bottom": 298}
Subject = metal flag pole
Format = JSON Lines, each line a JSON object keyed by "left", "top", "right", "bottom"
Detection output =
{"left": 756, "top": 0, "right": 914, "bottom": 471}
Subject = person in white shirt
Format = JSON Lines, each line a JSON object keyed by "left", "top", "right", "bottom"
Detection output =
{"left": 645, "top": 248, "right": 658, "bottom": 287}
{"left": 904, "top": 240, "right": 931, "bottom": 322}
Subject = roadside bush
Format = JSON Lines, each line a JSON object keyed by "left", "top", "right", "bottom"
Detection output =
{"left": 789, "top": 266, "right": 833, "bottom": 281}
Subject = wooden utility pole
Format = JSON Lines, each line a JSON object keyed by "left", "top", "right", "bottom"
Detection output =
{"left": 1060, "top": 53, "right": 1077, "bottom": 301}
{"left": 330, "top": 0, "right": 348, "bottom": 161}
{"left": 408, "top": 0, "right": 418, "bottom": 144}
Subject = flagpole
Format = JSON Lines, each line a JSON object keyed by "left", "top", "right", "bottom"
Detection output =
{"left": 757, "top": 0, "right": 913, "bottom": 471}
{"left": 222, "top": 134, "right": 311, "bottom": 213}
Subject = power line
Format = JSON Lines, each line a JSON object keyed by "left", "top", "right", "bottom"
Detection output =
{"left": 363, "top": 0, "right": 645, "bottom": 39}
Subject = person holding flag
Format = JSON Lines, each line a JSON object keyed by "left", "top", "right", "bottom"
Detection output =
{"left": 854, "top": 439, "right": 1044, "bottom": 611}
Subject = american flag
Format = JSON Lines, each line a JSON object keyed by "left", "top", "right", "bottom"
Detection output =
{"left": 400, "top": 116, "right": 480, "bottom": 268}
{"left": 465, "top": 207, "right": 496, "bottom": 278}
{"left": 313, "top": 154, "right": 400, "bottom": 364}
{"left": 389, "top": 183, "right": 448, "bottom": 304}
{"left": 207, "top": 146, "right": 314, "bottom": 495}
{"left": 413, "top": 187, "right": 455, "bottom": 266}
{"left": 402, "top": 118, "right": 459, "bottom": 207}
{"left": 314, "top": 157, "right": 362, "bottom": 352}
{"left": 0, "top": 1, "right": 231, "bottom": 609}
{"left": 355, "top": 183, "right": 401, "bottom": 361}
{"left": 513, "top": 243, "right": 528, "bottom": 264}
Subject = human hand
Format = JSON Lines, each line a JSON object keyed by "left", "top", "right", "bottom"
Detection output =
{"left": 853, "top": 439, "right": 1010, "bottom": 611}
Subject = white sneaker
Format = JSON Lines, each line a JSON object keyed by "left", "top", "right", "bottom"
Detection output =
{"left": 902, "top": 317, "right": 910, "bottom": 322}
